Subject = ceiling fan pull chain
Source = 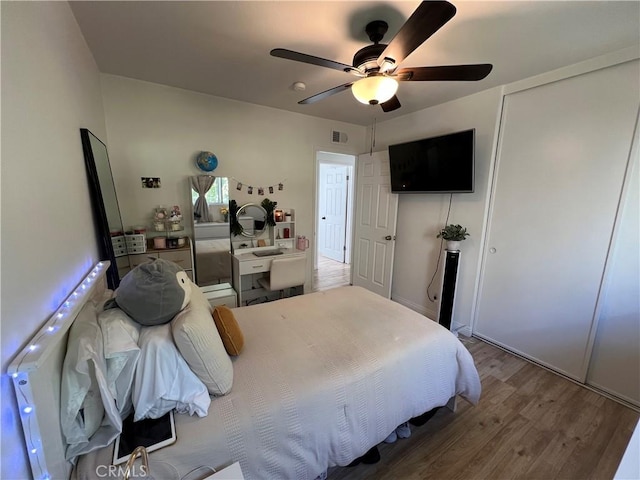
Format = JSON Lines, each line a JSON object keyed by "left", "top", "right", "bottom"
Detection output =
{"left": 370, "top": 117, "right": 377, "bottom": 155}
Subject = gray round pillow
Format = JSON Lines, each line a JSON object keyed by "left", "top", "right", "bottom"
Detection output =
{"left": 115, "top": 257, "right": 191, "bottom": 326}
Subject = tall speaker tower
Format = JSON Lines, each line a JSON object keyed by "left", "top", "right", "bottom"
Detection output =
{"left": 437, "top": 249, "right": 461, "bottom": 331}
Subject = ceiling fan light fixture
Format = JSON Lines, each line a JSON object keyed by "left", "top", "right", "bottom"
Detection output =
{"left": 352, "top": 76, "right": 398, "bottom": 105}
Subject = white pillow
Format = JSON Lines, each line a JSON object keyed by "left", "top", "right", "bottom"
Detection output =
{"left": 172, "top": 281, "right": 233, "bottom": 395}
{"left": 61, "top": 302, "right": 122, "bottom": 461}
{"left": 98, "top": 308, "right": 141, "bottom": 417}
{"left": 133, "top": 323, "right": 211, "bottom": 421}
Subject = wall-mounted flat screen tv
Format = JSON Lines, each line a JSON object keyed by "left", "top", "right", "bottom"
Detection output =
{"left": 389, "top": 129, "right": 475, "bottom": 193}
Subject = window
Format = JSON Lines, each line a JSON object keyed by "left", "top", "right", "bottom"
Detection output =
{"left": 192, "top": 177, "right": 229, "bottom": 206}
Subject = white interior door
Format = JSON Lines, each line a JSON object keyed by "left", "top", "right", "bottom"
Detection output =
{"left": 475, "top": 61, "right": 639, "bottom": 381}
{"left": 352, "top": 151, "right": 398, "bottom": 298}
{"left": 318, "top": 164, "right": 348, "bottom": 262}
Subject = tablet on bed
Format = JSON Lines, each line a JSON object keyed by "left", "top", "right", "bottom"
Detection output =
{"left": 112, "top": 411, "right": 176, "bottom": 465}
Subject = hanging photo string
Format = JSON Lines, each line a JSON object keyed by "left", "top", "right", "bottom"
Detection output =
{"left": 230, "top": 176, "right": 286, "bottom": 195}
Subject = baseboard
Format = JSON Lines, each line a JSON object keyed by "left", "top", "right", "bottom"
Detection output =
{"left": 391, "top": 294, "right": 438, "bottom": 320}
{"left": 392, "top": 295, "right": 472, "bottom": 336}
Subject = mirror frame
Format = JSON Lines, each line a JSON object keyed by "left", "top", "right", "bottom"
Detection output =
{"left": 80, "top": 128, "right": 123, "bottom": 289}
{"left": 237, "top": 203, "right": 268, "bottom": 238}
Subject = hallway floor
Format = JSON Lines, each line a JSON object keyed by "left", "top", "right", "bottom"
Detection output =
{"left": 312, "top": 255, "right": 350, "bottom": 292}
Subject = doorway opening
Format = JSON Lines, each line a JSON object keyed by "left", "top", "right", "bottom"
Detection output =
{"left": 314, "top": 151, "right": 355, "bottom": 291}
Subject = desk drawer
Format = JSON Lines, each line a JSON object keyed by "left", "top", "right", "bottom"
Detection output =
{"left": 239, "top": 258, "right": 271, "bottom": 275}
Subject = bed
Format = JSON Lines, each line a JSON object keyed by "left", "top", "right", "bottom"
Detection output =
{"left": 9, "top": 261, "right": 481, "bottom": 480}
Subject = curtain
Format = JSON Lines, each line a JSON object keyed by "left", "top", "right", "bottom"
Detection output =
{"left": 191, "top": 175, "right": 215, "bottom": 223}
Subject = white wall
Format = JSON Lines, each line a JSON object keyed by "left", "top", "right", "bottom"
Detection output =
{"left": 1, "top": 3, "right": 107, "bottom": 479}
{"left": 372, "top": 88, "right": 503, "bottom": 329}
{"left": 100, "top": 75, "right": 367, "bottom": 287}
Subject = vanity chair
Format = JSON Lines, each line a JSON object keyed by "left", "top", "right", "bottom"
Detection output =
{"left": 257, "top": 256, "right": 306, "bottom": 300}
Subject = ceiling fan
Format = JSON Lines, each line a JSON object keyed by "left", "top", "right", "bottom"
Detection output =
{"left": 270, "top": 1, "right": 492, "bottom": 112}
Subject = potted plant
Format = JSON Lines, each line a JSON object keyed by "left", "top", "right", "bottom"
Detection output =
{"left": 220, "top": 206, "right": 229, "bottom": 223}
{"left": 261, "top": 198, "right": 277, "bottom": 227}
{"left": 437, "top": 224, "right": 470, "bottom": 251}
{"left": 229, "top": 200, "right": 243, "bottom": 236}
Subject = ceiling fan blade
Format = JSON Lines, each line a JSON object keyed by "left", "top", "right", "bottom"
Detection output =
{"left": 395, "top": 64, "right": 493, "bottom": 81}
{"left": 298, "top": 82, "right": 354, "bottom": 105}
{"left": 271, "top": 48, "right": 355, "bottom": 73}
{"left": 377, "top": 1, "right": 456, "bottom": 71}
{"left": 381, "top": 95, "right": 401, "bottom": 112}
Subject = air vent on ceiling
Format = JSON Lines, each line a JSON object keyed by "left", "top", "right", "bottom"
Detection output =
{"left": 331, "top": 130, "right": 348, "bottom": 144}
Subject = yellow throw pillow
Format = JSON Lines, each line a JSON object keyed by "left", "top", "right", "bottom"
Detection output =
{"left": 213, "top": 305, "right": 245, "bottom": 356}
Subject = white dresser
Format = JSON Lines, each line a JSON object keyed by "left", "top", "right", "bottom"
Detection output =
{"left": 119, "top": 238, "right": 195, "bottom": 281}
{"left": 128, "top": 239, "right": 194, "bottom": 280}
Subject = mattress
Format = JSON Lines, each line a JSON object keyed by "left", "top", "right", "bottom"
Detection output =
{"left": 75, "top": 286, "right": 481, "bottom": 480}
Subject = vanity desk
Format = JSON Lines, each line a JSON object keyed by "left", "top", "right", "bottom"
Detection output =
{"left": 232, "top": 247, "right": 306, "bottom": 305}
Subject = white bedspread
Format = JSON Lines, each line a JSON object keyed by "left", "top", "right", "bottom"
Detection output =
{"left": 76, "top": 286, "right": 480, "bottom": 480}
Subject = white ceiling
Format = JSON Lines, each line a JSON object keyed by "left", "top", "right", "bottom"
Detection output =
{"left": 70, "top": 1, "right": 640, "bottom": 127}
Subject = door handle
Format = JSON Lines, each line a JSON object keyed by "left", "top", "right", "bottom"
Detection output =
{"left": 384, "top": 235, "right": 396, "bottom": 241}
{"left": 322, "top": 216, "right": 326, "bottom": 220}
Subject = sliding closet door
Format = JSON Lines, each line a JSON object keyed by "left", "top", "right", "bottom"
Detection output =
{"left": 587, "top": 136, "right": 639, "bottom": 406}
{"left": 475, "top": 61, "right": 639, "bottom": 381}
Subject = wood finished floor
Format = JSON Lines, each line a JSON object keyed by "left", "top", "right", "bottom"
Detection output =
{"left": 312, "top": 255, "right": 351, "bottom": 292}
{"left": 326, "top": 337, "right": 639, "bottom": 480}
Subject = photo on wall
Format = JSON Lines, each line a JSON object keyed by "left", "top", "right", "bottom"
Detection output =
{"left": 142, "top": 177, "right": 161, "bottom": 188}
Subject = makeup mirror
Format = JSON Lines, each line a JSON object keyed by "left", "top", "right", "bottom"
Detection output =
{"left": 81, "top": 128, "right": 124, "bottom": 289}
{"left": 237, "top": 203, "right": 268, "bottom": 238}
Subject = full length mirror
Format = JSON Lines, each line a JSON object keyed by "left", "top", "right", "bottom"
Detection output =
{"left": 190, "top": 175, "right": 232, "bottom": 286}
{"left": 81, "top": 128, "right": 124, "bottom": 289}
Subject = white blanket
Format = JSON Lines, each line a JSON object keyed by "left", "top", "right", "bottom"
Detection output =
{"left": 76, "top": 286, "right": 480, "bottom": 480}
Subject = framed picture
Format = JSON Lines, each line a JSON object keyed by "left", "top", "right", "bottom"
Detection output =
{"left": 141, "top": 177, "right": 161, "bottom": 188}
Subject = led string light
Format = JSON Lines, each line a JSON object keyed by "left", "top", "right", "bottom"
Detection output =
{"left": 8, "top": 261, "right": 107, "bottom": 480}
{"left": 15, "top": 384, "right": 45, "bottom": 478}
{"left": 230, "top": 176, "right": 287, "bottom": 196}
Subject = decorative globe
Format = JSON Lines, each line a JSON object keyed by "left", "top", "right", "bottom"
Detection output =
{"left": 196, "top": 151, "right": 218, "bottom": 172}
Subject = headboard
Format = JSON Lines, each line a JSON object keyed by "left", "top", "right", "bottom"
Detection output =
{"left": 7, "top": 261, "right": 111, "bottom": 480}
